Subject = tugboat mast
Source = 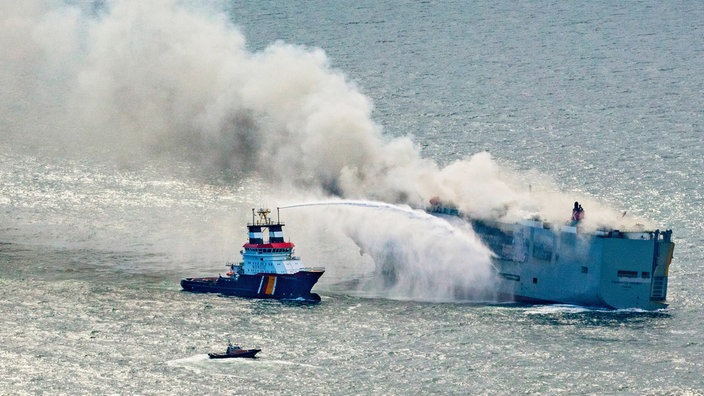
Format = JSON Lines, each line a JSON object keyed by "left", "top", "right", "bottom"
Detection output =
{"left": 251, "top": 208, "right": 273, "bottom": 225}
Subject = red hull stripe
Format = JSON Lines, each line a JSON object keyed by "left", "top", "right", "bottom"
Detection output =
{"left": 243, "top": 242, "right": 295, "bottom": 249}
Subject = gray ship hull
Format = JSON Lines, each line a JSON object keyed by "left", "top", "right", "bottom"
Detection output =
{"left": 472, "top": 219, "right": 674, "bottom": 310}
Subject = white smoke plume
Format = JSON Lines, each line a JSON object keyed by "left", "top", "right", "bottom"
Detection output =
{"left": 2, "top": 1, "right": 650, "bottom": 301}
{"left": 2, "top": 0, "right": 640, "bottom": 229}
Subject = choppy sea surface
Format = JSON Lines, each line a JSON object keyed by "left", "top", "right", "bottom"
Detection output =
{"left": 2, "top": 1, "right": 703, "bottom": 394}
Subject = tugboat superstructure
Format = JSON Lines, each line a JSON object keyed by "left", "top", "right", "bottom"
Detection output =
{"left": 181, "top": 208, "right": 324, "bottom": 301}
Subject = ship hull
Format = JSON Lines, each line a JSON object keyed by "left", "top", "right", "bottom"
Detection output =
{"left": 181, "top": 270, "right": 324, "bottom": 302}
{"left": 471, "top": 219, "right": 675, "bottom": 310}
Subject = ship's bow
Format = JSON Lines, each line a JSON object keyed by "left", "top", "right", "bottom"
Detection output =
{"left": 598, "top": 230, "right": 674, "bottom": 310}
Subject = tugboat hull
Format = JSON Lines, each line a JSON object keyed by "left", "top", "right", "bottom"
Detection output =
{"left": 181, "top": 270, "right": 324, "bottom": 301}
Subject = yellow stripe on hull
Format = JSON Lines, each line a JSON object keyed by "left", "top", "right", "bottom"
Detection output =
{"left": 665, "top": 242, "right": 675, "bottom": 277}
{"left": 265, "top": 276, "right": 276, "bottom": 295}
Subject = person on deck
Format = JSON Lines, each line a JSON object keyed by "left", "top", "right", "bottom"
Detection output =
{"left": 571, "top": 202, "right": 580, "bottom": 221}
{"left": 571, "top": 202, "right": 585, "bottom": 224}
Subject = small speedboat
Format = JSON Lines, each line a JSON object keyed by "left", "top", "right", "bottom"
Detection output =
{"left": 208, "top": 342, "right": 261, "bottom": 359}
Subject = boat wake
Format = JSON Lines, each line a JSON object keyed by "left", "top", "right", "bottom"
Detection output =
{"left": 524, "top": 304, "right": 598, "bottom": 315}
{"left": 167, "top": 353, "right": 263, "bottom": 374}
{"left": 165, "top": 354, "right": 211, "bottom": 374}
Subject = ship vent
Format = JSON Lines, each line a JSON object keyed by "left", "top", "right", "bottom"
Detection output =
{"left": 651, "top": 276, "right": 667, "bottom": 300}
{"left": 269, "top": 225, "right": 285, "bottom": 243}
{"left": 248, "top": 226, "right": 263, "bottom": 244}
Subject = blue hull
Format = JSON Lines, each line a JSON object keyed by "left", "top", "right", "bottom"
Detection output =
{"left": 181, "top": 270, "right": 324, "bottom": 301}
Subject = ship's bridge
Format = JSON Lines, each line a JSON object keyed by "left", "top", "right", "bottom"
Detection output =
{"left": 240, "top": 208, "right": 305, "bottom": 275}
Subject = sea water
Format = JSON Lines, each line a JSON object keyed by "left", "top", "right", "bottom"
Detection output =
{"left": 1, "top": 1, "right": 703, "bottom": 394}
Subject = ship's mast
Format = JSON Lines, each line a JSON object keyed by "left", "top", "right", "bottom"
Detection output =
{"left": 256, "top": 208, "right": 271, "bottom": 225}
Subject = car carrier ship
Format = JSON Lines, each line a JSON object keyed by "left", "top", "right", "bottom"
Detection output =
{"left": 429, "top": 199, "right": 675, "bottom": 310}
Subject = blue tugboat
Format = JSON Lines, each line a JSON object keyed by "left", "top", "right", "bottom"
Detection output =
{"left": 181, "top": 208, "right": 325, "bottom": 301}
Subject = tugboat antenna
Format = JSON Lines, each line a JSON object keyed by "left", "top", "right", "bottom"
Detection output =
{"left": 277, "top": 207, "right": 280, "bottom": 224}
